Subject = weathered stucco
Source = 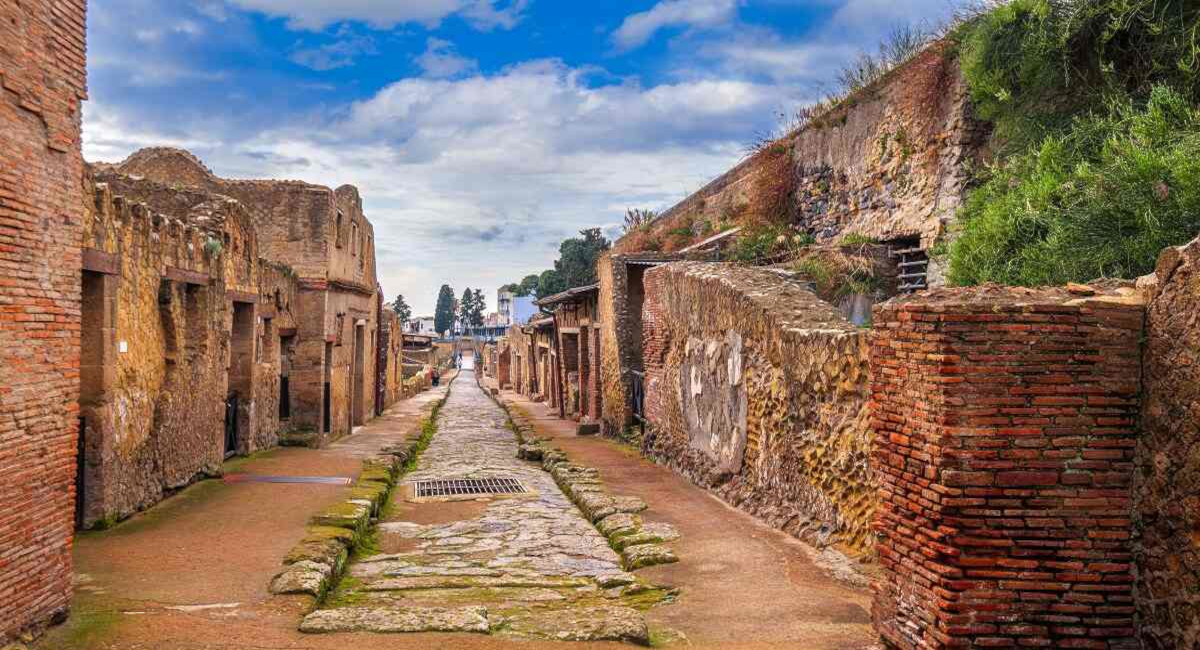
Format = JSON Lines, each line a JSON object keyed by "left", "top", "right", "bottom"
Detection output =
{"left": 641, "top": 262, "right": 874, "bottom": 554}
{"left": 108, "top": 148, "right": 382, "bottom": 444}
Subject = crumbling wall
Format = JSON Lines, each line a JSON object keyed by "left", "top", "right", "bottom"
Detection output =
{"left": 253, "top": 262, "right": 300, "bottom": 450}
{"left": 871, "top": 286, "right": 1145, "bottom": 650}
{"left": 110, "top": 147, "right": 381, "bottom": 446}
{"left": 613, "top": 41, "right": 984, "bottom": 273}
{"left": 597, "top": 253, "right": 690, "bottom": 437}
{"left": 0, "top": 0, "right": 88, "bottom": 641}
{"left": 1136, "top": 236, "right": 1200, "bottom": 650}
{"left": 597, "top": 253, "right": 630, "bottom": 433}
{"left": 79, "top": 175, "right": 275, "bottom": 525}
{"left": 379, "top": 311, "right": 403, "bottom": 408}
{"left": 641, "top": 262, "right": 874, "bottom": 554}
{"left": 113, "top": 148, "right": 333, "bottom": 279}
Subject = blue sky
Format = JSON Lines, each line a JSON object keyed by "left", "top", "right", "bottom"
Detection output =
{"left": 85, "top": 0, "right": 963, "bottom": 315}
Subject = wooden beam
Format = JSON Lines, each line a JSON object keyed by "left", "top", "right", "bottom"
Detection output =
{"left": 226, "top": 289, "right": 258, "bottom": 304}
{"left": 82, "top": 248, "right": 119, "bottom": 275}
{"left": 165, "top": 266, "right": 209, "bottom": 286}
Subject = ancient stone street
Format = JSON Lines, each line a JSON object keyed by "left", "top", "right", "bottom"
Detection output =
{"left": 10, "top": 3, "right": 1200, "bottom": 649}
{"left": 307, "top": 376, "right": 666, "bottom": 643}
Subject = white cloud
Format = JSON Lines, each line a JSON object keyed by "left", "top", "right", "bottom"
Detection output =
{"left": 612, "top": 0, "right": 741, "bottom": 51}
{"left": 414, "top": 38, "right": 479, "bottom": 79}
{"left": 290, "top": 30, "right": 378, "bottom": 70}
{"left": 227, "top": 0, "right": 528, "bottom": 31}
{"left": 86, "top": 59, "right": 795, "bottom": 313}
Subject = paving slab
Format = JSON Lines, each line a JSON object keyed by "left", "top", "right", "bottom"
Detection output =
{"left": 315, "top": 377, "right": 665, "bottom": 645}
{"left": 495, "top": 384, "right": 880, "bottom": 650}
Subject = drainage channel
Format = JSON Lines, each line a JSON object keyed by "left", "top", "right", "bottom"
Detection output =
{"left": 414, "top": 477, "right": 526, "bottom": 498}
{"left": 224, "top": 474, "right": 352, "bottom": 485}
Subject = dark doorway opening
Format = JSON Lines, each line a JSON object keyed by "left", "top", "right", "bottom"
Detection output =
{"left": 227, "top": 301, "right": 255, "bottom": 457}
{"left": 323, "top": 341, "right": 333, "bottom": 434}
{"left": 351, "top": 323, "right": 365, "bottom": 430}
{"left": 224, "top": 395, "right": 238, "bottom": 458}
{"left": 75, "top": 416, "right": 86, "bottom": 528}
{"left": 279, "top": 334, "right": 295, "bottom": 421}
{"left": 78, "top": 270, "right": 112, "bottom": 529}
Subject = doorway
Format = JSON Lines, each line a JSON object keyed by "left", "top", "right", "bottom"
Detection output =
{"left": 78, "top": 270, "right": 112, "bottom": 528}
{"left": 227, "top": 301, "right": 254, "bottom": 457}
{"left": 351, "top": 323, "right": 365, "bottom": 430}
{"left": 323, "top": 342, "right": 333, "bottom": 434}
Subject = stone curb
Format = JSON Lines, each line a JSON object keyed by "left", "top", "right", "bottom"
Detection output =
{"left": 268, "top": 379, "right": 454, "bottom": 605}
{"left": 481, "top": 380, "right": 679, "bottom": 573}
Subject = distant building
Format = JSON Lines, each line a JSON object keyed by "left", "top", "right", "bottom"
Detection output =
{"left": 498, "top": 289, "right": 539, "bottom": 326}
{"left": 409, "top": 316, "right": 437, "bottom": 335}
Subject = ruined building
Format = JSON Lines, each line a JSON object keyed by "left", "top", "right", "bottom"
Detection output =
{"left": 110, "top": 148, "right": 384, "bottom": 445}
{"left": 598, "top": 40, "right": 983, "bottom": 443}
{"left": 77, "top": 168, "right": 301, "bottom": 526}
{"left": 0, "top": 0, "right": 88, "bottom": 641}
{"left": 588, "top": 32, "right": 1200, "bottom": 650}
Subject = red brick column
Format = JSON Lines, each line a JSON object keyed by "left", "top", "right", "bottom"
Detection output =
{"left": 871, "top": 288, "right": 1143, "bottom": 650}
{"left": 588, "top": 326, "right": 603, "bottom": 421}
{"left": 0, "top": 0, "right": 88, "bottom": 642}
{"left": 640, "top": 266, "right": 668, "bottom": 428}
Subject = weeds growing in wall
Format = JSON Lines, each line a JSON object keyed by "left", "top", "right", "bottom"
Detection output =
{"left": 948, "top": 0, "right": 1200, "bottom": 285}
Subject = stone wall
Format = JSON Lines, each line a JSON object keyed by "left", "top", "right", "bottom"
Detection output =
{"left": 1135, "top": 236, "right": 1200, "bottom": 650}
{"left": 108, "top": 148, "right": 381, "bottom": 445}
{"left": 0, "top": 0, "right": 88, "bottom": 641}
{"left": 612, "top": 40, "right": 985, "bottom": 281}
{"left": 641, "top": 262, "right": 875, "bottom": 554}
{"left": 79, "top": 172, "right": 299, "bottom": 525}
{"left": 597, "top": 253, "right": 692, "bottom": 437}
{"left": 254, "top": 261, "right": 300, "bottom": 450}
{"left": 378, "top": 310, "right": 403, "bottom": 408}
{"left": 871, "top": 286, "right": 1145, "bottom": 650}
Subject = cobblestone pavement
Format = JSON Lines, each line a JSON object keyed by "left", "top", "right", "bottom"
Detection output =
{"left": 304, "top": 377, "right": 668, "bottom": 644}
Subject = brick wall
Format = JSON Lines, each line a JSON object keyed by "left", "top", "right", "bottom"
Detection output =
{"left": 642, "top": 262, "right": 875, "bottom": 554}
{"left": 0, "top": 0, "right": 88, "bottom": 642}
{"left": 871, "top": 286, "right": 1145, "bottom": 650}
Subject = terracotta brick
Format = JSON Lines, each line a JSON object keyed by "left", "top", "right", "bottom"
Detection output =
{"left": 0, "top": 0, "right": 88, "bottom": 642}
{"left": 871, "top": 287, "right": 1143, "bottom": 650}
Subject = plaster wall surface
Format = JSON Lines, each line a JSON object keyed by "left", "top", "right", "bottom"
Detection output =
{"left": 641, "top": 262, "right": 875, "bottom": 554}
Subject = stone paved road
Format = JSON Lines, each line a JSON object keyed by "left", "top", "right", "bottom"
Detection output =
{"left": 304, "top": 376, "right": 666, "bottom": 644}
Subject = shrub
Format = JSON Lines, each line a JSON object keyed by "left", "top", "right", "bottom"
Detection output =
{"left": 951, "top": 0, "right": 1200, "bottom": 285}
{"left": 949, "top": 86, "right": 1200, "bottom": 285}
{"left": 959, "top": 0, "right": 1200, "bottom": 151}
{"left": 730, "top": 225, "right": 812, "bottom": 264}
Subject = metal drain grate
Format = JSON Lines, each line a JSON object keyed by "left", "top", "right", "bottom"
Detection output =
{"left": 415, "top": 477, "right": 527, "bottom": 498}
